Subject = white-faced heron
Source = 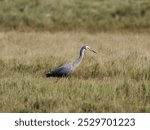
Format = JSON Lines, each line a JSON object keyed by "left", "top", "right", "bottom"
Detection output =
{"left": 46, "top": 45, "right": 96, "bottom": 77}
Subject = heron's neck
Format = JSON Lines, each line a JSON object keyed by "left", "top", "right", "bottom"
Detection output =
{"left": 79, "top": 47, "right": 85, "bottom": 60}
{"left": 73, "top": 47, "right": 85, "bottom": 68}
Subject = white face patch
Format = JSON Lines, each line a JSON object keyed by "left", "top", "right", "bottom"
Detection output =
{"left": 85, "top": 46, "right": 90, "bottom": 50}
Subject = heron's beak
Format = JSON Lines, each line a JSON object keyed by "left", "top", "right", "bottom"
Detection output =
{"left": 89, "top": 48, "right": 97, "bottom": 53}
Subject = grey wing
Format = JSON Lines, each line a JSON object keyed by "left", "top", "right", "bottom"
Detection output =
{"left": 46, "top": 63, "right": 73, "bottom": 77}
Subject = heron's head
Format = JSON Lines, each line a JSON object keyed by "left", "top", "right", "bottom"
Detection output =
{"left": 83, "top": 45, "right": 97, "bottom": 53}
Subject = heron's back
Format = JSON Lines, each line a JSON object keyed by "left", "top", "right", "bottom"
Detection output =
{"left": 46, "top": 63, "right": 73, "bottom": 77}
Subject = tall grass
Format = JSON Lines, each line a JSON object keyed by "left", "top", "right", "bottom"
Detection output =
{"left": 0, "top": 31, "right": 150, "bottom": 112}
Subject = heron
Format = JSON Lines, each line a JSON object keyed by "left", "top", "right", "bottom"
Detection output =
{"left": 46, "top": 45, "right": 96, "bottom": 77}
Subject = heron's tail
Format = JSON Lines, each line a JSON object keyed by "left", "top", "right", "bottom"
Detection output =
{"left": 46, "top": 72, "right": 53, "bottom": 77}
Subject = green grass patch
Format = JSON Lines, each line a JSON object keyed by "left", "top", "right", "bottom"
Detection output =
{"left": 0, "top": 0, "right": 150, "bottom": 32}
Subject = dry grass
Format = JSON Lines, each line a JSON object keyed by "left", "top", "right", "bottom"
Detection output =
{"left": 0, "top": 31, "right": 150, "bottom": 112}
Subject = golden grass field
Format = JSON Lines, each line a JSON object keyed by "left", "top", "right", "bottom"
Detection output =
{"left": 0, "top": 31, "right": 150, "bottom": 112}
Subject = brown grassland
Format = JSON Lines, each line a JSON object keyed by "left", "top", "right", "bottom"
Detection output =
{"left": 0, "top": 31, "right": 150, "bottom": 112}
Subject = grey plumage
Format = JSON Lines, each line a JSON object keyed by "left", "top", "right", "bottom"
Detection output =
{"left": 46, "top": 45, "right": 96, "bottom": 77}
